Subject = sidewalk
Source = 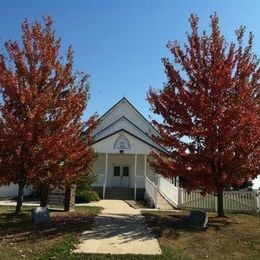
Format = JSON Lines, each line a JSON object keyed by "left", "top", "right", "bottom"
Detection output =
{"left": 74, "top": 199, "right": 162, "bottom": 255}
{"left": 0, "top": 200, "right": 40, "bottom": 206}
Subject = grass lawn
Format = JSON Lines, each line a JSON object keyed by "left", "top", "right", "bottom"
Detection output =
{"left": 0, "top": 205, "right": 259, "bottom": 259}
{"left": 143, "top": 210, "right": 260, "bottom": 260}
{"left": 0, "top": 205, "right": 101, "bottom": 260}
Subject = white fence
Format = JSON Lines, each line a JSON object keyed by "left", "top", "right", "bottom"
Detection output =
{"left": 154, "top": 176, "right": 260, "bottom": 214}
{"left": 223, "top": 190, "right": 258, "bottom": 212}
{"left": 180, "top": 189, "right": 216, "bottom": 211}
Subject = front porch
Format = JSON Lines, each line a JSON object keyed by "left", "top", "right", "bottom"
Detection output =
{"left": 92, "top": 153, "right": 155, "bottom": 199}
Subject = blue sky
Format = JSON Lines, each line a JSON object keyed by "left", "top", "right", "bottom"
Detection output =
{"left": 1, "top": 0, "right": 259, "bottom": 119}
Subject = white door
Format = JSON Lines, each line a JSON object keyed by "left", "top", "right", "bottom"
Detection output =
{"left": 112, "top": 166, "right": 130, "bottom": 187}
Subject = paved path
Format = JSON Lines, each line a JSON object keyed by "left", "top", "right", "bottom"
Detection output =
{"left": 0, "top": 200, "right": 40, "bottom": 206}
{"left": 74, "top": 200, "right": 162, "bottom": 255}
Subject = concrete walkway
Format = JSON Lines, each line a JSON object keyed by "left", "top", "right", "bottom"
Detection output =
{"left": 74, "top": 200, "right": 162, "bottom": 255}
{"left": 0, "top": 200, "right": 40, "bottom": 206}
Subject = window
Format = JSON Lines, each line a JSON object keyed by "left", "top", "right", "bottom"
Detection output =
{"left": 113, "top": 166, "right": 120, "bottom": 176}
{"left": 119, "top": 140, "right": 125, "bottom": 149}
{"left": 113, "top": 134, "right": 131, "bottom": 150}
{"left": 123, "top": 166, "right": 129, "bottom": 177}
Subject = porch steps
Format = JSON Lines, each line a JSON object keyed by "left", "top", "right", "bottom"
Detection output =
{"left": 156, "top": 191, "right": 174, "bottom": 210}
{"left": 105, "top": 188, "right": 134, "bottom": 200}
{"left": 92, "top": 187, "right": 145, "bottom": 200}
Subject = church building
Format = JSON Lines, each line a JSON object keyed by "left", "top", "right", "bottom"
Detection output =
{"left": 90, "top": 97, "right": 166, "bottom": 200}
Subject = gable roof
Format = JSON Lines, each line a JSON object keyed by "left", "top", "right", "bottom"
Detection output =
{"left": 94, "top": 116, "right": 149, "bottom": 139}
{"left": 91, "top": 97, "right": 167, "bottom": 153}
{"left": 97, "top": 97, "right": 159, "bottom": 134}
{"left": 93, "top": 116, "right": 167, "bottom": 153}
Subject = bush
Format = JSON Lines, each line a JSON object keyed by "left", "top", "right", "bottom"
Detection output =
{"left": 75, "top": 190, "right": 100, "bottom": 203}
{"left": 76, "top": 173, "right": 97, "bottom": 191}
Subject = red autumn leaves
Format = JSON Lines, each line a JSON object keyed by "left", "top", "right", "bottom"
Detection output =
{"left": 148, "top": 14, "right": 259, "bottom": 216}
{"left": 0, "top": 17, "right": 97, "bottom": 213}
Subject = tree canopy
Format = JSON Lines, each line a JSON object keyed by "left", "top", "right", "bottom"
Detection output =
{"left": 0, "top": 17, "right": 97, "bottom": 214}
{"left": 148, "top": 14, "right": 260, "bottom": 217}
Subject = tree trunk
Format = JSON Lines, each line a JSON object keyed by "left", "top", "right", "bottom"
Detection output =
{"left": 217, "top": 189, "right": 225, "bottom": 217}
{"left": 40, "top": 184, "right": 50, "bottom": 207}
{"left": 15, "top": 182, "right": 25, "bottom": 215}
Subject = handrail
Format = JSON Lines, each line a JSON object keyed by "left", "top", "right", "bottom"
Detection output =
{"left": 145, "top": 176, "right": 158, "bottom": 208}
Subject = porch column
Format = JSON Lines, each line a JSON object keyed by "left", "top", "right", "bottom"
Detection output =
{"left": 176, "top": 176, "right": 180, "bottom": 187}
{"left": 134, "top": 154, "right": 137, "bottom": 200}
{"left": 103, "top": 153, "right": 108, "bottom": 199}
{"left": 144, "top": 154, "right": 147, "bottom": 178}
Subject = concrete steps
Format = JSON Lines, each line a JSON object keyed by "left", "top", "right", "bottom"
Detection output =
{"left": 106, "top": 187, "right": 134, "bottom": 200}
{"left": 92, "top": 187, "right": 145, "bottom": 200}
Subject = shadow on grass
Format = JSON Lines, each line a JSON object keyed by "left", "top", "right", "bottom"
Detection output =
{"left": 142, "top": 211, "right": 238, "bottom": 238}
{"left": 143, "top": 212, "right": 195, "bottom": 239}
{"left": 0, "top": 207, "right": 99, "bottom": 244}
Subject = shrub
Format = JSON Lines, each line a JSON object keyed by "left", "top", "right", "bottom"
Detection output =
{"left": 75, "top": 190, "right": 100, "bottom": 203}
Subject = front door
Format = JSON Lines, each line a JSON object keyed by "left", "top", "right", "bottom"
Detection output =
{"left": 112, "top": 166, "right": 130, "bottom": 187}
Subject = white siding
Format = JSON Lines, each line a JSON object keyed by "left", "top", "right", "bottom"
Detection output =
{"left": 0, "top": 184, "right": 34, "bottom": 198}
{"left": 93, "top": 117, "right": 163, "bottom": 151}
{"left": 93, "top": 131, "right": 154, "bottom": 155}
{"left": 93, "top": 99, "right": 158, "bottom": 138}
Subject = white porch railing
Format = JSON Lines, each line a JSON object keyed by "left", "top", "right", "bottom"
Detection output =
{"left": 157, "top": 176, "right": 179, "bottom": 207}
{"left": 147, "top": 176, "right": 260, "bottom": 214}
{"left": 145, "top": 177, "right": 158, "bottom": 208}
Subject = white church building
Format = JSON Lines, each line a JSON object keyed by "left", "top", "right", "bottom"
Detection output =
{"left": 90, "top": 97, "right": 167, "bottom": 200}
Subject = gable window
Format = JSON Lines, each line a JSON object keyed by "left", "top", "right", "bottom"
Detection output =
{"left": 114, "top": 134, "right": 131, "bottom": 150}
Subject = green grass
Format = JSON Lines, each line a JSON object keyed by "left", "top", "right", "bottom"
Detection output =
{"left": 0, "top": 205, "right": 259, "bottom": 259}
{"left": 0, "top": 205, "right": 102, "bottom": 260}
{"left": 142, "top": 210, "right": 260, "bottom": 260}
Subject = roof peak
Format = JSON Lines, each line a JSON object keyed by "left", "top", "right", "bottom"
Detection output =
{"left": 99, "top": 97, "right": 159, "bottom": 134}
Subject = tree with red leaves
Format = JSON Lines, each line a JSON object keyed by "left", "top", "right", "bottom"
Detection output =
{"left": 148, "top": 14, "right": 259, "bottom": 217}
{"left": 0, "top": 17, "right": 97, "bottom": 214}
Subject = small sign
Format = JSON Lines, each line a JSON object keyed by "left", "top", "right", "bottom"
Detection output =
{"left": 48, "top": 185, "right": 65, "bottom": 207}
